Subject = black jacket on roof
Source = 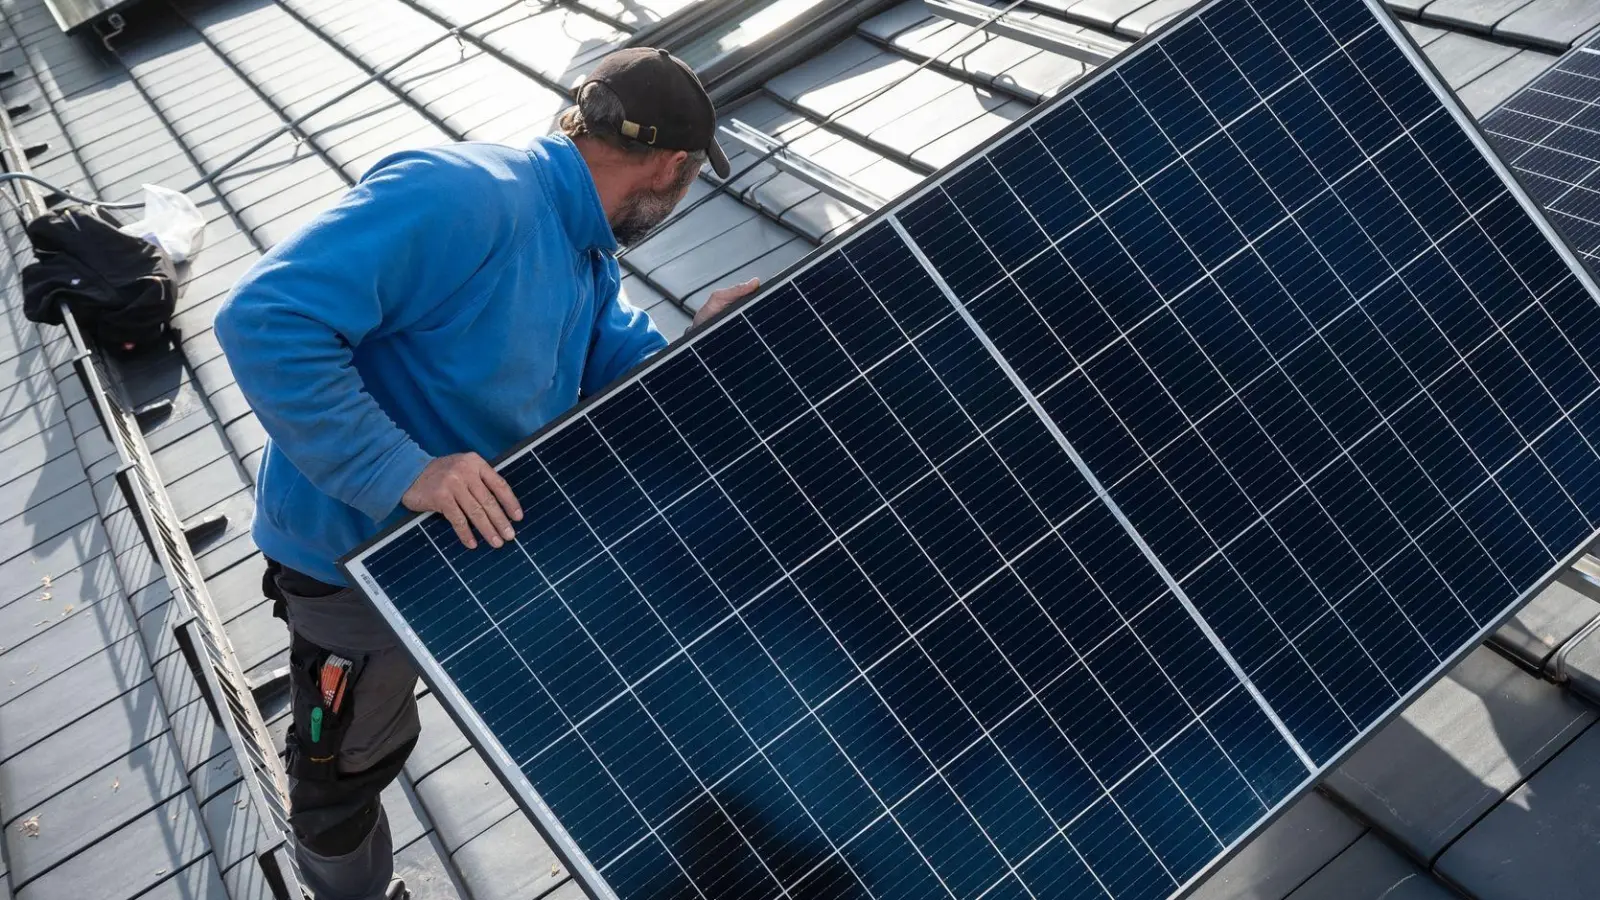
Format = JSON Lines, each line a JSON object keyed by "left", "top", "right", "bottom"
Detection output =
{"left": 21, "top": 205, "right": 176, "bottom": 352}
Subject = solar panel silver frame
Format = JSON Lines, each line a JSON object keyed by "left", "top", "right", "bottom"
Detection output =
{"left": 344, "top": 1, "right": 1600, "bottom": 896}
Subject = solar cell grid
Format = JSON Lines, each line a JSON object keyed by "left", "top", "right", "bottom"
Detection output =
{"left": 1482, "top": 37, "right": 1600, "bottom": 275}
{"left": 349, "top": 1, "right": 1600, "bottom": 898}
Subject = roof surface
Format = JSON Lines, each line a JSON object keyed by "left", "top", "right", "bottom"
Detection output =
{"left": 1, "top": 0, "right": 1599, "bottom": 898}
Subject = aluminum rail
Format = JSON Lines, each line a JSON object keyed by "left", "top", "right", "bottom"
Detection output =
{"left": 924, "top": 0, "right": 1126, "bottom": 65}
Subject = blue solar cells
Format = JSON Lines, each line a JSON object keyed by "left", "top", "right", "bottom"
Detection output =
{"left": 348, "top": 2, "right": 1600, "bottom": 898}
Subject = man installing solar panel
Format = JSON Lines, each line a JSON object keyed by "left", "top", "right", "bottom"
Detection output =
{"left": 214, "top": 49, "right": 754, "bottom": 900}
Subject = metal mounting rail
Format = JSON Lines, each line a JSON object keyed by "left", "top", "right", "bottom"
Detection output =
{"left": 0, "top": 87, "right": 302, "bottom": 900}
{"left": 924, "top": 0, "right": 1126, "bottom": 65}
{"left": 719, "top": 118, "right": 888, "bottom": 213}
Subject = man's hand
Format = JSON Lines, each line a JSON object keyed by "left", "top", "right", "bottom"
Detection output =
{"left": 402, "top": 453, "right": 523, "bottom": 549}
{"left": 692, "top": 278, "right": 760, "bottom": 330}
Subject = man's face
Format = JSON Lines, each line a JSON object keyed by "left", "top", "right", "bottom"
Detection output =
{"left": 611, "top": 158, "right": 697, "bottom": 247}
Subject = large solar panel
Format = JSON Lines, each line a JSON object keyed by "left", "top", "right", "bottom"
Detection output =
{"left": 345, "top": 1, "right": 1600, "bottom": 897}
{"left": 1481, "top": 36, "right": 1600, "bottom": 277}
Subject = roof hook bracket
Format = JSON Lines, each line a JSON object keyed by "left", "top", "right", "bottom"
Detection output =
{"left": 94, "top": 13, "right": 125, "bottom": 55}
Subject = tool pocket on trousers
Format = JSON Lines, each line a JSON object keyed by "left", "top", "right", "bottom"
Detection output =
{"left": 286, "top": 630, "right": 367, "bottom": 782}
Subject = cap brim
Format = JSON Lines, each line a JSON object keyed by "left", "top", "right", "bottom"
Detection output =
{"left": 707, "top": 136, "right": 730, "bottom": 179}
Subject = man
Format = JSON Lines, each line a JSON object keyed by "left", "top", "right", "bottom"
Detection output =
{"left": 215, "top": 48, "right": 759, "bottom": 900}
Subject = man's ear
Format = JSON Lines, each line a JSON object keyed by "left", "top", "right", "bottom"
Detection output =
{"left": 651, "top": 150, "right": 690, "bottom": 191}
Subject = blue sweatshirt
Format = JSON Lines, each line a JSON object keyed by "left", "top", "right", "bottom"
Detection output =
{"left": 215, "top": 137, "right": 666, "bottom": 585}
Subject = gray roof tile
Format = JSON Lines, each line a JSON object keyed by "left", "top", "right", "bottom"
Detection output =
{"left": 4, "top": 736, "right": 189, "bottom": 886}
{"left": 116, "top": 540, "right": 167, "bottom": 598}
{"left": 199, "top": 779, "right": 269, "bottom": 871}
{"left": 0, "top": 347, "right": 49, "bottom": 392}
{"left": 241, "top": 448, "right": 264, "bottom": 483}
{"left": 1452, "top": 46, "right": 1563, "bottom": 116}
{"left": 542, "top": 876, "right": 588, "bottom": 900}
{"left": 1435, "top": 721, "right": 1600, "bottom": 899}
{"left": 1057, "top": 0, "right": 1152, "bottom": 31}
{"left": 1119, "top": 0, "right": 1200, "bottom": 35}
{"left": 203, "top": 552, "right": 268, "bottom": 624}
{"left": 139, "top": 595, "right": 191, "bottom": 668}
{"left": 221, "top": 853, "right": 277, "bottom": 900}
{"left": 686, "top": 240, "right": 811, "bottom": 311}
{"left": 1423, "top": 30, "right": 1523, "bottom": 89}
{"left": 152, "top": 650, "right": 207, "bottom": 712}
{"left": 0, "top": 400, "right": 65, "bottom": 456}
{"left": 152, "top": 425, "right": 232, "bottom": 486}
{"left": 649, "top": 216, "right": 801, "bottom": 299}
{"left": 0, "top": 455, "right": 87, "bottom": 533}
{"left": 0, "top": 681, "right": 167, "bottom": 818}
{"left": 1494, "top": 576, "right": 1600, "bottom": 669}
{"left": 1191, "top": 791, "right": 1365, "bottom": 900}
{"left": 196, "top": 528, "right": 260, "bottom": 580}
{"left": 1287, "top": 832, "right": 1456, "bottom": 899}
{"left": 163, "top": 457, "right": 249, "bottom": 522}
{"left": 138, "top": 859, "right": 230, "bottom": 900}
{"left": 223, "top": 599, "right": 288, "bottom": 674}
{"left": 127, "top": 577, "right": 173, "bottom": 620}
{"left": 1322, "top": 646, "right": 1595, "bottom": 861}
{"left": 1494, "top": 0, "right": 1600, "bottom": 48}
{"left": 0, "top": 583, "right": 136, "bottom": 707}
{"left": 385, "top": 778, "right": 431, "bottom": 853}
{"left": 394, "top": 832, "right": 467, "bottom": 900}
{"left": 747, "top": 168, "right": 816, "bottom": 218}
{"left": 0, "top": 371, "right": 57, "bottom": 419}
{"left": 1423, "top": 0, "right": 1540, "bottom": 33}
{"left": 767, "top": 38, "right": 904, "bottom": 110}
{"left": 450, "top": 811, "right": 565, "bottom": 900}
{"left": 414, "top": 747, "right": 517, "bottom": 852}
{"left": 406, "top": 693, "right": 472, "bottom": 782}
{"left": 0, "top": 483, "right": 98, "bottom": 568}
{"left": 0, "top": 633, "right": 150, "bottom": 763}
{"left": 14, "top": 791, "right": 210, "bottom": 900}
{"left": 913, "top": 95, "right": 1029, "bottom": 168}
{"left": 648, "top": 303, "right": 694, "bottom": 342}
{"left": 781, "top": 192, "right": 865, "bottom": 241}
{"left": 167, "top": 697, "right": 233, "bottom": 784}
{"left": 189, "top": 746, "right": 245, "bottom": 808}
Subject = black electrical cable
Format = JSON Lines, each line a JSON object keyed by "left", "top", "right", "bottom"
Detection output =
{"left": 96, "top": 0, "right": 1037, "bottom": 247}
{"left": 172, "top": 0, "right": 553, "bottom": 194}
{"left": 0, "top": 171, "right": 144, "bottom": 209}
{"left": 174, "top": 0, "right": 1033, "bottom": 232}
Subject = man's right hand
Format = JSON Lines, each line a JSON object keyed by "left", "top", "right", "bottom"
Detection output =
{"left": 402, "top": 453, "right": 523, "bottom": 549}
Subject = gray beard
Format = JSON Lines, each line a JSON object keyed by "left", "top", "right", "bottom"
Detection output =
{"left": 611, "top": 187, "right": 678, "bottom": 247}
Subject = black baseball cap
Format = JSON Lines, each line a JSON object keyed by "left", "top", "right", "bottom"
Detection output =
{"left": 580, "top": 47, "right": 730, "bottom": 178}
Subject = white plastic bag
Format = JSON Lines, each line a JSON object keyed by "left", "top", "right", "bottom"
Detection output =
{"left": 119, "top": 184, "right": 206, "bottom": 264}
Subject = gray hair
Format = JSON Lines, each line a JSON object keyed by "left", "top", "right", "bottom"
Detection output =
{"left": 558, "top": 82, "right": 708, "bottom": 176}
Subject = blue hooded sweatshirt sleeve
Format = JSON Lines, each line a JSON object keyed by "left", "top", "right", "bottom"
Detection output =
{"left": 215, "top": 149, "right": 514, "bottom": 522}
{"left": 582, "top": 262, "right": 668, "bottom": 397}
{"left": 218, "top": 138, "right": 669, "bottom": 584}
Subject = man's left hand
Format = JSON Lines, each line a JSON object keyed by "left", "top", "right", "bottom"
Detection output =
{"left": 693, "top": 278, "right": 760, "bottom": 330}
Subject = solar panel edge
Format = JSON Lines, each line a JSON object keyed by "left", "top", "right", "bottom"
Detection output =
{"left": 346, "top": 553, "right": 626, "bottom": 900}
{"left": 341, "top": 0, "right": 1600, "bottom": 896}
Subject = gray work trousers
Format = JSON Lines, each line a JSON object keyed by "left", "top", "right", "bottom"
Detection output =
{"left": 271, "top": 563, "right": 420, "bottom": 900}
